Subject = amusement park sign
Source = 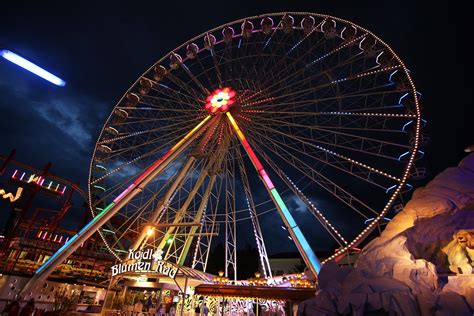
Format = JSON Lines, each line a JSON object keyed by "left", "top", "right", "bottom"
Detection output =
{"left": 111, "top": 248, "right": 178, "bottom": 278}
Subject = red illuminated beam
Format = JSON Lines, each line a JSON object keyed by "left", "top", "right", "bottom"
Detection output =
{"left": 226, "top": 112, "right": 321, "bottom": 277}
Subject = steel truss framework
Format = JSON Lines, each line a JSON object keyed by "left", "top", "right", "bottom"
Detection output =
{"left": 20, "top": 12, "right": 423, "bottom": 294}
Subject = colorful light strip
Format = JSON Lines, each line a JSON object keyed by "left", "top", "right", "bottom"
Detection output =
{"left": 35, "top": 202, "right": 115, "bottom": 274}
{"left": 40, "top": 115, "right": 214, "bottom": 274}
{"left": 11, "top": 170, "right": 67, "bottom": 195}
{"left": 0, "top": 50, "right": 66, "bottom": 86}
{"left": 112, "top": 115, "right": 212, "bottom": 204}
{"left": 226, "top": 112, "right": 321, "bottom": 274}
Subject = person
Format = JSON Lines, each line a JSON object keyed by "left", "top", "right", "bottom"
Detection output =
{"left": 133, "top": 300, "right": 143, "bottom": 315}
{"left": 145, "top": 296, "right": 153, "bottom": 311}
{"left": 194, "top": 304, "right": 200, "bottom": 316}
{"left": 2, "top": 300, "right": 20, "bottom": 316}
{"left": 19, "top": 299, "right": 34, "bottom": 316}
{"left": 158, "top": 303, "right": 166, "bottom": 316}
{"left": 169, "top": 304, "right": 176, "bottom": 316}
{"left": 201, "top": 303, "right": 209, "bottom": 316}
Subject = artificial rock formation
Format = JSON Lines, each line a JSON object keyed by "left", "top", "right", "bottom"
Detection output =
{"left": 299, "top": 154, "right": 474, "bottom": 315}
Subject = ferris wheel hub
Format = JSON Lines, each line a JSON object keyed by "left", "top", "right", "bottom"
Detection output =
{"left": 205, "top": 87, "right": 236, "bottom": 113}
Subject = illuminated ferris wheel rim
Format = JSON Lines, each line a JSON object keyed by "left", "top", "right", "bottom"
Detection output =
{"left": 87, "top": 12, "right": 421, "bottom": 268}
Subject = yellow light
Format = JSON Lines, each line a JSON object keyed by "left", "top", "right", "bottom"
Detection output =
{"left": 0, "top": 187, "right": 23, "bottom": 203}
{"left": 147, "top": 228, "right": 154, "bottom": 237}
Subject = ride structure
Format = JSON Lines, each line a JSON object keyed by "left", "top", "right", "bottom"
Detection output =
{"left": 20, "top": 12, "right": 425, "bottom": 296}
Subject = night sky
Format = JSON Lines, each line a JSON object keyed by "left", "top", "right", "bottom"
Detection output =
{"left": 0, "top": 1, "right": 472, "bottom": 255}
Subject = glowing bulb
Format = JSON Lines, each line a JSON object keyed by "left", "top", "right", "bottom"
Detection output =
{"left": 146, "top": 228, "right": 154, "bottom": 237}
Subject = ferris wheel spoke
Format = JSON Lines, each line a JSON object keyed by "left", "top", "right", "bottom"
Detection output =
{"left": 256, "top": 114, "right": 410, "bottom": 142}
{"left": 227, "top": 111, "right": 322, "bottom": 276}
{"left": 246, "top": 125, "right": 398, "bottom": 190}
{"left": 93, "top": 134, "right": 192, "bottom": 182}
{"left": 252, "top": 84, "right": 405, "bottom": 113}
{"left": 248, "top": 134, "right": 376, "bottom": 219}
{"left": 246, "top": 119, "right": 409, "bottom": 162}
{"left": 149, "top": 82, "right": 203, "bottom": 109}
{"left": 181, "top": 62, "right": 212, "bottom": 96}
{"left": 166, "top": 72, "right": 206, "bottom": 102}
{"left": 235, "top": 145, "right": 272, "bottom": 277}
{"left": 97, "top": 130, "right": 192, "bottom": 162}
{"left": 98, "top": 116, "right": 203, "bottom": 144}
{"left": 103, "top": 114, "right": 199, "bottom": 135}
{"left": 253, "top": 62, "right": 399, "bottom": 110}
{"left": 116, "top": 106, "right": 201, "bottom": 114}
{"left": 256, "top": 40, "right": 364, "bottom": 99}
{"left": 254, "top": 110, "right": 416, "bottom": 119}
{"left": 255, "top": 114, "right": 409, "bottom": 135}
{"left": 109, "top": 114, "right": 202, "bottom": 128}
{"left": 255, "top": 147, "right": 348, "bottom": 247}
{"left": 140, "top": 93, "right": 204, "bottom": 110}
{"left": 207, "top": 46, "right": 224, "bottom": 86}
{"left": 92, "top": 160, "right": 184, "bottom": 209}
{"left": 252, "top": 46, "right": 371, "bottom": 104}
{"left": 255, "top": 123, "right": 402, "bottom": 182}
{"left": 257, "top": 17, "right": 329, "bottom": 86}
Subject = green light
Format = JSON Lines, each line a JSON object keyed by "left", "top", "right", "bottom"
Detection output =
{"left": 93, "top": 185, "right": 107, "bottom": 192}
{"left": 270, "top": 188, "right": 297, "bottom": 227}
{"left": 96, "top": 165, "right": 107, "bottom": 171}
{"left": 166, "top": 237, "right": 173, "bottom": 244}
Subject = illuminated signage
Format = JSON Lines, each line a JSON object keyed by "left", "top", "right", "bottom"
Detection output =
{"left": 0, "top": 187, "right": 23, "bottom": 203}
{"left": 11, "top": 170, "right": 67, "bottom": 194}
{"left": 111, "top": 248, "right": 178, "bottom": 278}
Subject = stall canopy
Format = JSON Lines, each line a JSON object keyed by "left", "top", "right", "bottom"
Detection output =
{"left": 194, "top": 284, "right": 316, "bottom": 301}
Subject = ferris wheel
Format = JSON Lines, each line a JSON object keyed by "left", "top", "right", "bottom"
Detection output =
{"left": 83, "top": 12, "right": 422, "bottom": 280}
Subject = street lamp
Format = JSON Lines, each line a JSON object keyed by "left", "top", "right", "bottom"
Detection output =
{"left": 213, "top": 271, "right": 229, "bottom": 285}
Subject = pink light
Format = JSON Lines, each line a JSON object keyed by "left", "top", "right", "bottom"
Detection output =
{"left": 58, "top": 236, "right": 63, "bottom": 243}
{"left": 12, "top": 170, "right": 18, "bottom": 179}
{"left": 61, "top": 186, "right": 66, "bottom": 194}
{"left": 259, "top": 170, "right": 275, "bottom": 190}
{"left": 133, "top": 151, "right": 172, "bottom": 185}
{"left": 40, "top": 178, "right": 45, "bottom": 186}
{"left": 20, "top": 172, "right": 25, "bottom": 181}
{"left": 36, "top": 176, "right": 42, "bottom": 185}
{"left": 65, "top": 237, "right": 69, "bottom": 243}
{"left": 113, "top": 183, "right": 135, "bottom": 203}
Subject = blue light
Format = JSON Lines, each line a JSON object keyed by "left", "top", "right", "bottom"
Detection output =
{"left": 0, "top": 49, "right": 66, "bottom": 86}
{"left": 397, "top": 151, "right": 410, "bottom": 161}
{"left": 388, "top": 69, "right": 399, "bottom": 83}
{"left": 402, "top": 120, "right": 413, "bottom": 132}
{"left": 385, "top": 185, "right": 396, "bottom": 194}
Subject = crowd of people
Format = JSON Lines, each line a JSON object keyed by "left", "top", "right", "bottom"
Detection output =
{"left": 1, "top": 298, "right": 46, "bottom": 316}
{"left": 131, "top": 299, "right": 179, "bottom": 315}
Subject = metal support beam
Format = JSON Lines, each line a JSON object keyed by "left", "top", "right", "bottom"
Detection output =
{"left": 226, "top": 112, "right": 321, "bottom": 277}
{"left": 19, "top": 115, "right": 212, "bottom": 296}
